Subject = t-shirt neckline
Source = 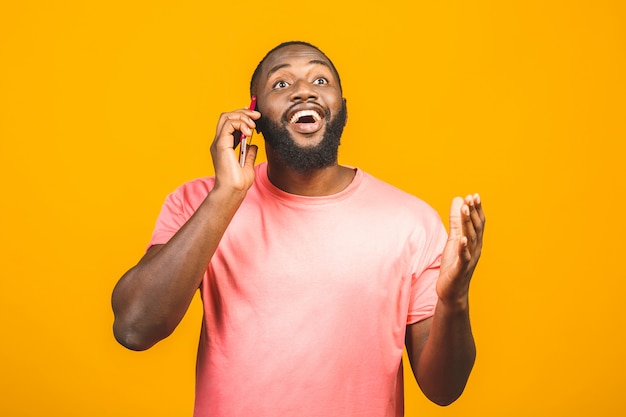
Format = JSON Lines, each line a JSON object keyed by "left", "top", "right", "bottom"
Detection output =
{"left": 255, "top": 162, "right": 363, "bottom": 206}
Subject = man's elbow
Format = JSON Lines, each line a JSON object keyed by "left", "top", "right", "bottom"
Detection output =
{"left": 112, "top": 319, "right": 161, "bottom": 351}
{"left": 429, "top": 392, "right": 463, "bottom": 407}
{"left": 423, "top": 384, "right": 468, "bottom": 407}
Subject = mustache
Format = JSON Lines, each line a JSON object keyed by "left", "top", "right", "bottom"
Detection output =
{"left": 256, "top": 100, "right": 330, "bottom": 132}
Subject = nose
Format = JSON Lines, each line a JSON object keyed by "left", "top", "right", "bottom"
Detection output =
{"left": 290, "top": 79, "right": 318, "bottom": 102}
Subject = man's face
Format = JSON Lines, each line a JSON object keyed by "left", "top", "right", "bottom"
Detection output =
{"left": 253, "top": 44, "right": 347, "bottom": 172}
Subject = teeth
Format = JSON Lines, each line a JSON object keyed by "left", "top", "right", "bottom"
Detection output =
{"left": 289, "top": 110, "right": 321, "bottom": 124}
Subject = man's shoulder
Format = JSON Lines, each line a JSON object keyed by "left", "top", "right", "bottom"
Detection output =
{"left": 352, "top": 169, "right": 443, "bottom": 231}
{"left": 359, "top": 170, "right": 435, "bottom": 209}
{"left": 165, "top": 175, "right": 216, "bottom": 208}
{"left": 175, "top": 175, "right": 215, "bottom": 191}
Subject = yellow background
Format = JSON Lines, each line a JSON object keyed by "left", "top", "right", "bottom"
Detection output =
{"left": 1, "top": 0, "right": 625, "bottom": 416}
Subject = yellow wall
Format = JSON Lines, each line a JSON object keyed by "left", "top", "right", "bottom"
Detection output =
{"left": 1, "top": 1, "right": 625, "bottom": 416}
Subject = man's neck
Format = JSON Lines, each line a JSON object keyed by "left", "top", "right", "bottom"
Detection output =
{"left": 266, "top": 160, "right": 356, "bottom": 197}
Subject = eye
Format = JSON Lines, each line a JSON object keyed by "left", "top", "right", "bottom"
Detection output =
{"left": 313, "top": 77, "right": 328, "bottom": 85}
{"left": 273, "top": 80, "right": 290, "bottom": 89}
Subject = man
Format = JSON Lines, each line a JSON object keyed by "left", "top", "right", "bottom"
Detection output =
{"left": 112, "top": 41, "right": 485, "bottom": 416}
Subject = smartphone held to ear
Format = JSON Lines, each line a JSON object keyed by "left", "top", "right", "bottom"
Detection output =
{"left": 237, "top": 96, "right": 257, "bottom": 167}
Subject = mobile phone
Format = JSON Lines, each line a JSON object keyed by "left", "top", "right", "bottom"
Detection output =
{"left": 239, "top": 96, "right": 257, "bottom": 167}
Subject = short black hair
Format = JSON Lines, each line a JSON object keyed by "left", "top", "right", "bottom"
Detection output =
{"left": 249, "top": 41, "right": 342, "bottom": 97}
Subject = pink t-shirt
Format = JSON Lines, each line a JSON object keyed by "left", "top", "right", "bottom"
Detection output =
{"left": 149, "top": 162, "right": 447, "bottom": 417}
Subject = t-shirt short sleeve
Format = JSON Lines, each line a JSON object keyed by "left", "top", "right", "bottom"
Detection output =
{"left": 147, "top": 188, "right": 189, "bottom": 249}
{"left": 406, "top": 219, "right": 448, "bottom": 325}
{"left": 146, "top": 177, "right": 214, "bottom": 250}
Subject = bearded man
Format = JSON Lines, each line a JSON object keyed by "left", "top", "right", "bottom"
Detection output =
{"left": 112, "top": 41, "right": 486, "bottom": 417}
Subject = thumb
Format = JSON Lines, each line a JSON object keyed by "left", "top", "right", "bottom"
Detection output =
{"left": 449, "top": 196, "right": 465, "bottom": 239}
{"left": 243, "top": 144, "right": 259, "bottom": 168}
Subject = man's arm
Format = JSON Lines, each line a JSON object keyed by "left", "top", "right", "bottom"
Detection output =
{"left": 111, "top": 107, "right": 260, "bottom": 351}
{"left": 405, "top": 194, "right": 485, "bottom": 405}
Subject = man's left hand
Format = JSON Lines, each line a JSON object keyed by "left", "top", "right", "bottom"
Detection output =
{"left": 437, "top": 194, "right": 485, "bottom": 309}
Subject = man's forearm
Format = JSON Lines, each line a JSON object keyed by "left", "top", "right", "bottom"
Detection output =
{"left": 111, "top": 186, "right": 246, "bottom": 350}
{"left": 411, "top": 300, "right": 476, "bottom": 406}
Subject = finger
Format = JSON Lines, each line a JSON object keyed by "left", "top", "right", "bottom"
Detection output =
{"left": 473, "top": 193, "right": 486, "bottom": 229}
{"left": 215, "top": 115, "right": 256, "bottom": 150}
{"left": 448, "top": 196, "right": 465, "bottom": 240}
{"left": 461, "top": 200, "right": 478, "bottom": 247}
{"left": 459, "top": 235, "right": 471, "bottom": 263}
{"left": 464, "top": 193, "right": 485, "bottom": 242}
{"left": 226, "top": 117, "right": 255, "bottom": 138}
{"left": 216, "top": 110, "right": 259, "bottom": 135}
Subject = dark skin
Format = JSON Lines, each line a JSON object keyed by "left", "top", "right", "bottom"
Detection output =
{"left": 255, "top": 46, "right": 354, "bottom": 195}
{"left": 112, "top": 44, "right": 485, "bottom": 406}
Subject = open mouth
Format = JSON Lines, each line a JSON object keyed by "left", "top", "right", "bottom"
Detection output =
{"left": 286, "top": 107, "right": 325, "bottom": 134}
{"left": 289, "top": 109, "right": 322, "bottom": 124}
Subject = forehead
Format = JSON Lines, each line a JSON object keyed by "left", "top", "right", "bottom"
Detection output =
{"left": 260, "top": 45, "right": 334, "bottom": 79}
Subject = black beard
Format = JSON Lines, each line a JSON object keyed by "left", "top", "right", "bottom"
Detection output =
{"left": 257, "top": 101, "right": 348, "bottom": 173}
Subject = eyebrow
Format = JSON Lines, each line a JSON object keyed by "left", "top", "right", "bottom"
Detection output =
{"left": 266, "top": 59, "right": 332, "bottom": 78}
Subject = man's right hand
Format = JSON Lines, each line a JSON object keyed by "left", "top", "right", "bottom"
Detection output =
{"left": 210, "top": 107, "right": 261, "bottom": 193}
